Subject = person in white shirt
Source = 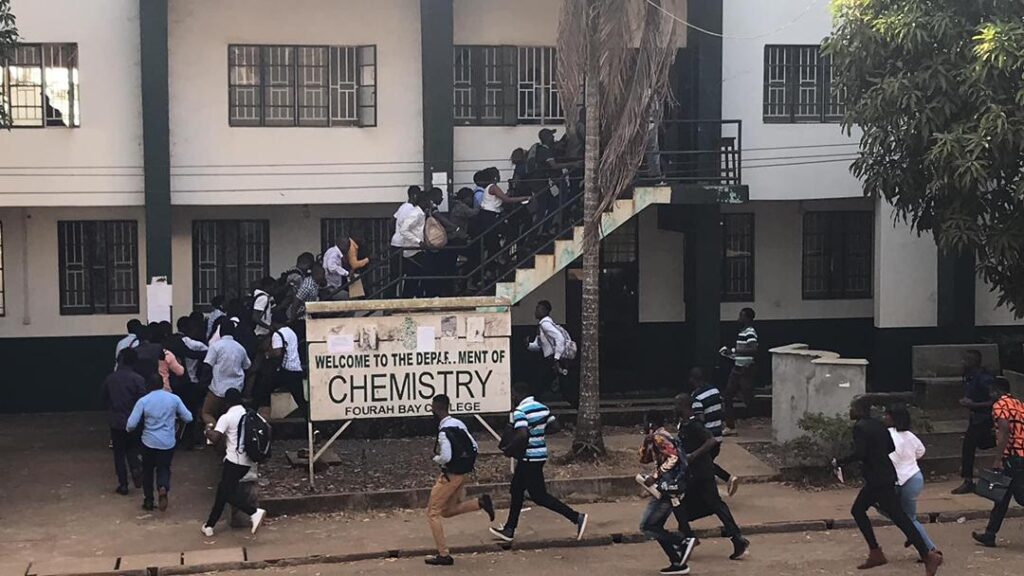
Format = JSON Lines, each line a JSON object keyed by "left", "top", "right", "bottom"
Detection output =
{"left": 114, "top": 319, "right": 143, "bottom": 368}
{"left": 321, "top": 238, "right": 351, "bottom": 301}
{"left": 478, "top": 167, "right": 527, "bottom": 270}
{"left": 206, "top": 296, "right": 226, "bottom": 341}
{"left": 391, "top": 190, "right": 428, "bottom": 298}
{"left": 255, "top": 323, "right": 307, "bottom": 420}
{"left": 251, "top": 278, "right": 275, "bottom": 337}
{"left": 527, "top": 300, "right": 574, "bottom": 405}
{"left": 201, "top": 389, "right": 266, "bottom": 537}
{"left": 884, "top": 404, "right": 937, "bottom": 552}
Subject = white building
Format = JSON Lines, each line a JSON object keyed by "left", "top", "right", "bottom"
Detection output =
{"left": 0, "top": 0, "right": 1019, "bottom": 412}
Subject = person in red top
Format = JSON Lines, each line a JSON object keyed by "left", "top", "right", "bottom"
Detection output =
{"left": 639, "top": 411, "right": 696, "bottom": 575}
{"left": 973, "top": 377, "right": 1024, "bottom": 547}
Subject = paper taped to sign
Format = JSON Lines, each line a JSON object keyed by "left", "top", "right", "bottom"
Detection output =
{"left": 327, "top": 334, "right": 355, "bottom": 354}
{"left": 417, "top": 326, "right": 436, "bottom": 352}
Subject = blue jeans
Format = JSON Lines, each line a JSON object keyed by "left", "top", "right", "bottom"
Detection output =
{"left": 641, "top": 496, "right": 686, "bottom": 564}
{"left": 898, "top": 472, "right": 936, "bottom": 551}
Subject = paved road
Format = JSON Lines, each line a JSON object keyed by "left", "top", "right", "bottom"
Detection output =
{"left": 205, "top": 519, "right": 1024, "bottom": 576}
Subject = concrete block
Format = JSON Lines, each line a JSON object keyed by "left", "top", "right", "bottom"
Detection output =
{"left": 771, "top": 344, "right": 867, "bottom": 442}
{"left": 270, "top": 392, "right": 300, "bottom": 420}
{"left": 29, "top": 558, "right": 117, "bottom": 576}
{"left": 117, "top": 553, "right": 181, "bottom": 570}
{"left": 181, "top": 548, "right": 245, "bottom": 566}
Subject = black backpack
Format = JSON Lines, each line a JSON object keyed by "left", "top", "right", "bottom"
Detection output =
{"left": 440, "top": 426, "right": 477, "bottom": 475}
{"left": 237, "top": 409, "right": 273, "bottom": 464}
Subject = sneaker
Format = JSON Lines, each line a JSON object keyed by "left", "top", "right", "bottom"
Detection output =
{"left": 659, "top": 564, "right": 689, "bottom": 575}
{"left": 727, "top": 476, "right": 740, "bottom": 497}
{"left": 950, "top": 480, "right": 974, "bottom": 495}
{"left": 729, "top": 536, "right": 750, "bottom": 560}
{"left": 675, "top": 538, "right": 696, "bottom": 566}
{"left": 489, "top": 525, "right": 515, "bottom": 542}
{"left": 424, "top": 555, "right": 454, "bottom": 566}
{"left": 575, "top": 513, "right": 589, "bottom": 541}
{"left": 200, "top": 524, "right": 214, "bottom": 537}
{"left": 115, "top": 485, "right": 130, "bottom": 496}
{"left": 157, "top": 487, "right": 168, "bottom": 511}
{"left": 972, "top": 531, "right": 996, "bottom": 547}
{"left": 250, "top": 508, "right": 267, "bottom": 535}
{"left": 722, "top": 427, "right": 737, "bottom": 437}
{"left": 479, "top": 494, "right": 495, "bottom": 522}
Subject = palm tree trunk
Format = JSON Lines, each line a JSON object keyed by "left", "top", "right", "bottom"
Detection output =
{"left": 572, "top": 0, "right": 606, "bottom": 457}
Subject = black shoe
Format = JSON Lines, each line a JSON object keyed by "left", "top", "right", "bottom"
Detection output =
{"left": 972, "top": 531, "right": 996, "bottom": 547}
{"left": 130, "top": 469, "right": 143, "bottom": 489}
{"left": 729, "top": 536, "right": 750, "bottom": 560}
{"left": 479, "top": 494, "right": 495, "bottom": 522}
{"left": 424, "top": 555, "right": 454, "bottom": 566}
{"left": 951, "top": 480, "right": 975, "bottom": 495}
{"left": 489, "top": 525, "right": 515, "bottom": 542}
{"left": 115, "top": 485, "right": 130, "bottom": 496}
{"left": 141, "top": 500, "right": 155, "bottom": 511}
{"left": 575, "top": 513, "right": 589, "bottom": 540}
{"left": 659, "top": 564, "right": 690, "bottom": 575}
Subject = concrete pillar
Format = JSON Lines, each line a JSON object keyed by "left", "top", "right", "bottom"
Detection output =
{"left": 420, "top": 0, "right": 454, "bottom": 198}
{"left": 139, "top": 0, "right": 172, "bottom": 282}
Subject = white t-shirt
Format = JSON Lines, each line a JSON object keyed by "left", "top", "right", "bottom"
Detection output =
{"left": 888, "top": 428, "right": 925, "bottom": 486}
{"left": 272, "top": 327, "right": 302, "bottom": 373}
{"left": 215, "top": 405, "right": 255, "bottom": 466}
{"left": 481, "top": 184, "right": 503, "bottom": 213}
{"left": 252, "top": 290, "right": 273, "bottom": 336}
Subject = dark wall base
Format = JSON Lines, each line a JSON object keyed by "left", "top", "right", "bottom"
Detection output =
{"left": 0, "top": 335, "right": 120, "bottom": 413}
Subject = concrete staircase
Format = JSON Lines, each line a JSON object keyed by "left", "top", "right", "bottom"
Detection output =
{"left": 494, "top": 186, "right": 671, "bottom": 304}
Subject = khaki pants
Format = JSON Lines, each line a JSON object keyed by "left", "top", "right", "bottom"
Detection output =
{"left": 426, "top": 473, "right": 479, "bottom": 556}
{"left": 201, "top": 392, "right": 228, "bottom": 428}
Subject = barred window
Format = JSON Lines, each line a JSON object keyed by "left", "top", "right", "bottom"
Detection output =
{"left": 452, "top": 45, "right": 561, "bottom": 125}
{"left": 192, "top": 220, "right": 270, "bottom": 310}
{"left": 722, "top": 214, "right": 754, "bottom": 301}
{"left": 58, "top": 221, "right": 138, "bottom": 315}
{"left": 2, "top": 43, "right": 79, "bottom": 128}
{"left": 229, "top": 44, "right": 376, "bottom": 127}
{"left": 802, "top": 211, "right": 873, "bottom": 300}
{"left": 763, "top": 45, "right": 843, "bottom": 123}
{"left": 320, "top": 217, "right": 393, "bottom": 295}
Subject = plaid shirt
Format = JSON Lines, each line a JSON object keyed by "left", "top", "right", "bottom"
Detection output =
{"left": 993, "top": 394, "right": 1024, "bottom": 459}
{"left": 291, "top": 275, "right": 319, "bottom": 320}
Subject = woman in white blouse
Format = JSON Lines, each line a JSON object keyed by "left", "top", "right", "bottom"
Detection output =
{"left": 884, "top": 404, "right": 937, "bottom": 553}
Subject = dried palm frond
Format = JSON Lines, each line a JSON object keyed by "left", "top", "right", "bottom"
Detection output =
{"left": 557, "top": 0, "right": 587, "bottom": 140}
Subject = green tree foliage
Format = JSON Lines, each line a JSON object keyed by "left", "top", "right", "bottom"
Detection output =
{"left": 826, "top": 0, "right": 1024, "bottom": 315}
{"left": 0, "top": 0, "right": 18, "bottom": 129}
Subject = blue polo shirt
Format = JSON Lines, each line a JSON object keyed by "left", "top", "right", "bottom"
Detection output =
{"left": 126, "top": 390, "right": 192, "bottom": 450}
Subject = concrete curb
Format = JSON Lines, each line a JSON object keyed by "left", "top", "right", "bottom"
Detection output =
{"left": 34, "top": 506, "right": 1023, "bottom": 576}
{"left": 262, "top": 473, "right": 783, "bottom": 515}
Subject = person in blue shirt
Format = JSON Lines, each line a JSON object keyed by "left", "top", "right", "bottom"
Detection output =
{"left": 952, "top": 349, "right": 997, "bottom": 494}
{"left": 126, "top": 373, "right": 193, "bottom": 511}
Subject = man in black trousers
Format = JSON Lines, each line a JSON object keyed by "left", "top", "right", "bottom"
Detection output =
{"left": 835, "top": 397, "right": 943, "bottom": 575}
{"left": 952, "top": 349, "right": 996, "bottom": 494}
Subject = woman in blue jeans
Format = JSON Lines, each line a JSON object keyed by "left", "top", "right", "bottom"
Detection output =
{"left": 885, "top": 404, "right": 937, "bottom": 552}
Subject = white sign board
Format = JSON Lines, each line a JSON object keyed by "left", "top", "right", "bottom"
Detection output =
{"left": 307, "top": 311, "right": 511, "bottom": 421}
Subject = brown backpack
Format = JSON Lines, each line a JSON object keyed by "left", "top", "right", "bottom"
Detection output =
{"left": 423, "top": 216, "right": 448, "bottom": 249}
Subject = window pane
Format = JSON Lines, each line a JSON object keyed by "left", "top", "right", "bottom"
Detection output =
{"left": 843, "top": 212, "right": 873, "bottom": 297}
{"left": 802, "top": 212, "right": 830, "bottom": 298}
{"left": 42, "top": 44, "right": 77, "bottom": 127}
{"left": 763, "top": 46, "right": 790, "bottom": 120}
{"left": 58, "top": 221, "right": 137, "bottom": 315}
{"left": 9, "top": 45, "right": 43, "bottom": 127}
{"left": 192, "top": 221, "right": 269, "bottom": 310}
{"left": 795, "top": 46, "right": 820, "bottom": 120}
{"left": 453, "top": 47, "right": 474, "bottom": 121}
{"left": 331, "top": 46, "right": 357, "bottom": 122}
{"left": 517, "top": 47, "right": 561, "bottom": 122}
{"left": 229, "top": 45, "right": 262, "bottom": 125}
{"left": 263, "top": 46, "right": 295, "bottom": 126}
{"left": 722, "top": 214, "right": 754, "bottom": 300}
{"left": 297, "top": 46, "right": 329, "bottom": 126}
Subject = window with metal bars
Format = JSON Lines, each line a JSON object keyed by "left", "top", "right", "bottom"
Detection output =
{"left": 228, "top": 44, "right": 376, "bottom": 127}
{"left": 722, "top": 213, "right": 754, "bottom": 302}
{"left": 802, "top": 211, "right": 873, "bottom": 300}
{"left": 2, "top": 43, "right": 79, "bottom": 128}
{"left": 452, "top": 45, "right": 562, "bottom": 125}
{"left": 763, "top": 45, "right": 844, "bottom": 123}
{"left": 320, "top": 217, "right": 393, "bottom": 294}
{"left": 58, "top": 221, "right": 138, "bottom": 315}
{"left": 192, "top": 220, "right": 270, "bottom": 310}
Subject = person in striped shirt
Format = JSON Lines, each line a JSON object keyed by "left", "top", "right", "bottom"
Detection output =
{"left": 686, "top": 367, "right": 740, "bottom": 497}
{"left": 721, "top": 307, "right": 758, "bottom": 435}
{"left": 490, "top": 381, "right": 589, "bottom": 543}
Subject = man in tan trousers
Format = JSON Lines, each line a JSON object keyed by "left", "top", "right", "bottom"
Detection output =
{"left": 425, "top": 394, "right": 495, "bottom": 566}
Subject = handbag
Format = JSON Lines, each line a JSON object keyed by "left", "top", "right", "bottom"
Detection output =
{"left": 975, "top": 468, "right": 1012, "bottom": 502}
{"left": 423, "top": 216, "right": 449, "bottom": 249}
{"left": 499, "top": 423, "right": 527, "bottom": 459}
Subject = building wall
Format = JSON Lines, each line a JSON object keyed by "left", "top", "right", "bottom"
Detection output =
{"left": 167, "top": 0, "right": 423, "bottom": 206}
{"left": 874, "top": 199, "right": 938, "bottom": 328}
{"left": 0, "top": 206, "right": 147, "bottom": 338}
{"left": 722, "top": 0, "right": 861, "bottom": 201}
{"left": 721, "top": 198, "right": 875, "bottom": 322}
{"left": 0, "top": 0, "right": 143, "bottom": 208}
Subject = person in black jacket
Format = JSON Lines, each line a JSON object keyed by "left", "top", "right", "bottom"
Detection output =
{"left": 835, "top": 398, "right": 943, "bottom": 575}
{"left": 102, "top": 348, "right": 146, "bottom": 495}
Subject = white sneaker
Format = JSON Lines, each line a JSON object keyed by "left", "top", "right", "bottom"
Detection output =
{"left": 250, "top": 508, "right": 266, "bottom": 535}
{"left": 722, "top": 427, "right": 737, "bottom": 437}
{"left": 200, "top": 524, "right": 214, "bottom": 537}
